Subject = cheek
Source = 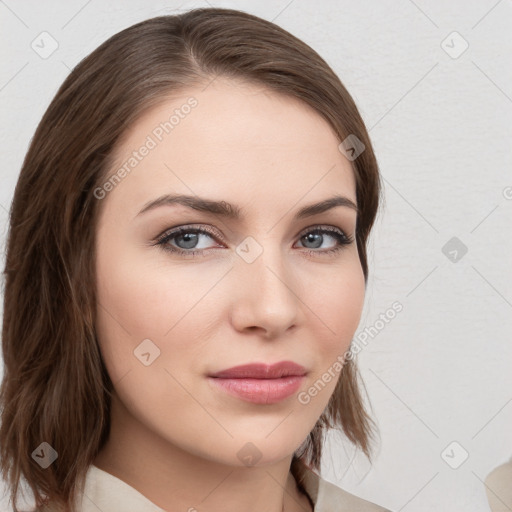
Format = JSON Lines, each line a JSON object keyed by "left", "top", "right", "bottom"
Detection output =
{"left": 333, "top": 266, "right": 365, "bottom": 343}
{"left": 294, "top": 259, "right": 365, "bottom": 420}
{"left": 306, "top": 256, "right": 365, "bottom": 348}
{"left": 301, "top": 256, "right": 364, "bottom": 381}
{"left": 93, "top": 237, "right": 215, "bottom": 433}
{"left": 94, "top": 234, "right": 223, "bottom": 380}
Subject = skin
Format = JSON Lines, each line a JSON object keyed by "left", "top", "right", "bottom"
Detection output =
{"left": 93, "top": 77, "right": 366, "bottom": 512}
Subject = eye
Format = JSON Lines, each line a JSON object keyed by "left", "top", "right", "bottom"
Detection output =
{"left": 296, "top": 226, "right": 353, "bottom": 257}
{"left": 153, "top": 224, "right": 354, "bottom": 258}
{"left": 154, "top": 225, "right": 221, "bottom": 257}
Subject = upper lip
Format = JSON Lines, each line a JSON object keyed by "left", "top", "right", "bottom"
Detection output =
{"left": 209, "top": 361, "right": 307, "bottom": 379}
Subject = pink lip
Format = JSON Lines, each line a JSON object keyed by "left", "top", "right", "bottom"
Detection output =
{"left": 208, "top": 361, "right": 307, "bottom": 404}
{"left": 209, "top": 361, "right": 307, "bottom": 379}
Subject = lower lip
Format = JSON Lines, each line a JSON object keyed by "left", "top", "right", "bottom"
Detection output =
{"left": 208, "top": 376, "right": 305, "bottom": 404}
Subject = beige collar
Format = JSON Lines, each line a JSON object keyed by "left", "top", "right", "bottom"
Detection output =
{"left": 68, "top": 461, "right": 390, "bottom": 512}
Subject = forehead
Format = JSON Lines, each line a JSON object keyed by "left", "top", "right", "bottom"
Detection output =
{"left": 102, "top": 78, "right": 357, "bottom": 219}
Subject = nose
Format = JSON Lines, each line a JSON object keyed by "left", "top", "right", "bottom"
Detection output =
{"left": 229, "top": 243, "right": 300, "bottom": 339}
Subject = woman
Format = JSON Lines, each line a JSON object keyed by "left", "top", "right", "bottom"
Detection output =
{"left": 0, "top": 7, "right": 391, "bottom": 512}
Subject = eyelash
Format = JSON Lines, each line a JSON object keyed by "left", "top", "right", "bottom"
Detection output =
{"left": 153, "top": 224, "right": 354, "bottom": 258}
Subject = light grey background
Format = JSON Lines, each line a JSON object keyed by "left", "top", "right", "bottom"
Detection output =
{"left": 1, "top": 1, "right": 511, "bottom": 511}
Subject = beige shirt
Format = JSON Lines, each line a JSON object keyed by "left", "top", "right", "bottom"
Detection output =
{"left": 58, "top": 462, "right": 392, "bottom": 512}
{"left": 485, "top": 460, "right": 512, "bottom": 511}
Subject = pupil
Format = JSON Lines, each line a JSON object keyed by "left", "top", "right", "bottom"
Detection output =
{"left": 179, "top": 233, "right": 198, "bottom": 249}
{"left": 305, "top": 233, "right": 322, "bottom": 249}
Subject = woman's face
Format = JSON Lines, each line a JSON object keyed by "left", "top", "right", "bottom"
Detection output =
{"left": 94, "top": 77, "right": 365, "bottom": 467}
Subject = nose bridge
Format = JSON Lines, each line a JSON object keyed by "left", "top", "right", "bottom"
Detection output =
{"left": 232, "top": 234, "right": 299, "bottom": 333}
{"left": 252, "top": 245, "right": 290, "bottom": 296}
{"left": 238, "top": 231, "right": 289, "bottom": 288}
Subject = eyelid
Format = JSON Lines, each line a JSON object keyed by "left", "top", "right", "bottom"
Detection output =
{"left": 152, "top": 224, "right": 355, "bottom": 265}
{"left": 154, "top": 223, "right": 354, "bottom": 246}
{"left": 154, "top": 224, "right": 223, "bottom": 245}
{"left": 297, "top": 223, "right": 352, "bottom": 238}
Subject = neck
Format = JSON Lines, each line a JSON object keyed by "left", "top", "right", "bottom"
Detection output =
{"left": 93, "top": 394, "right": 313, "bottom": 512}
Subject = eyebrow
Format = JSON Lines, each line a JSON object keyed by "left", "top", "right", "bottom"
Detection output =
{"left": 135, "top": 193, "right": 358, "bottom": 220}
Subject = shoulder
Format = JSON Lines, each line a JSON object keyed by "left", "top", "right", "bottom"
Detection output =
{"left": 486, "top": 460, "right": 512, "bottom": 483}
{"left": 484, "top": 460, "right": 512, "bottom": 510}
{"left": 27, "top": 463, "right": 167, "bottom": 512}
{"left": 294, "top": 458, "right": 392, "bottom": 512}
{"left": 315, "top": 474, "right": 393, "bottom": 512}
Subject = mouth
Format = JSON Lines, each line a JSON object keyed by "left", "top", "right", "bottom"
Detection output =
{"left": 207, "top": 361, "right": 307, "bottom": 404}
{"left": 208, "top": 361, "right": 307, "bottom": 379}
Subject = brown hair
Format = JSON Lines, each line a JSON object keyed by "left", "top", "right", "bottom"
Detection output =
{"left": 0, "top": 7, "right": 381, "bottom": 511}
